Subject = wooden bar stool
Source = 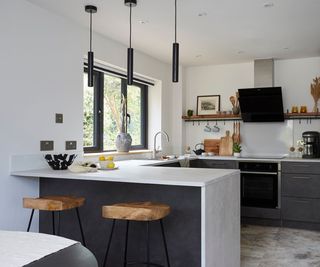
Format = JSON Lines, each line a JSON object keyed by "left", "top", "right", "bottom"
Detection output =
{"left": 23, "top": 195, "right": 86, "bottom": 246}
{"left": 102, "top": 201, "right": 171, "bottom": 267}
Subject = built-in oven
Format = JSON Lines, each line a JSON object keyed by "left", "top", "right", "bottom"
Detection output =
{"left": 239, "top": 161, "right": 281, "bottom": 209}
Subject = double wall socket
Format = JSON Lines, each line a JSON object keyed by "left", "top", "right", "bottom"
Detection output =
{"left": 40, "top": 141, "right": 54, "bottom": 151}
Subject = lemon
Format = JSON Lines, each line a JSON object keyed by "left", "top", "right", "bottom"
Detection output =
{"left": 107, "top": 162, "right": 115, "bottom": 169}
{"left": 99, "top": 156, "right": 106, "bottom": 161}
{"left": 106, "top": 156, "right": 114, "bottom": 161}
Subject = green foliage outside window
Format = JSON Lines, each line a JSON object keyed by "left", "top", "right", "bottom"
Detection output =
{"left": 83, "top": 71, "right": 145, "bottom": 151}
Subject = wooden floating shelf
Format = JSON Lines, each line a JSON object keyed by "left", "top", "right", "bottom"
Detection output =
{"left": 182, "top": 114, "right": 241, "bottom": 121}
{"left": 285, "top": 112, "right": 320, "bottom": 119}
{"left": 182, "top": 112, "right": 320, "bottom": 122}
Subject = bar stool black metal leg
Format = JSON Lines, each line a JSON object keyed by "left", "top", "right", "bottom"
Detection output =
{"left": 160, "top": 219, "right": 171, "bottom": 267}
{"left": 75, "top": 207, "right": 86, "bottom": 247}
{"left": 103, "top": 219, "right": 116, "bottom": 267}
{"left": 123, "top": 221, "right": 130, "bottom": 267}
{"left": 57, "top": 211, "right": 61, "bottom": 236}
{"left": 52, "top": 211, "right": 55, "bottom": 235}
{"left": 146, "top": 221, "right": 150, "bottom": 267}
{"left": 27, "top": 209, "right": 35, "bottom": 232}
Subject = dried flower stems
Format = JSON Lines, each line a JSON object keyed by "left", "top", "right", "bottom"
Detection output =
{"left": 311, "top": 77, "right": 320, "bottom": 112}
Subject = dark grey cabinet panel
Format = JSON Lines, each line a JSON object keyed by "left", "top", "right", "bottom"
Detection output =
{"left": 190, "top": 159, "right": 237, "bottom": 169}
{"left": 282, "top": 173, "right": 320, "bottom": 198}
{"left": 154, "top": 162, "right": 181, "bottom": 167}
{"left": 241, "top": 206, "right": 281, "bottom": 219}
{"left": 282, "top": 197, "right": 320, "bottom": 223}
{"left": 282, "top": 161, "right": 320, "bottom": 174}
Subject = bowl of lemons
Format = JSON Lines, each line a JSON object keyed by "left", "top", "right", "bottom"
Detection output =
{"left": 98, "top": 156, "right": 117, "bottom": 170}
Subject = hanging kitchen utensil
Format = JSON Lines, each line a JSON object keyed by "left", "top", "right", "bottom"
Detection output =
{"left": 233, "top": 122, "right": 241, "bottom": 144}
{"left": 229, "top": 96, "right": 236, "bottom": 107}
{"left": 232, "top": 122, "right": 236, "bottom": 142}
{"left": 204, "top": 125, "right": 212, "bottom": 132}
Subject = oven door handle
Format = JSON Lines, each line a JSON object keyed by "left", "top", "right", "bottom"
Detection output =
{"left": 241, "top": 171, "right": 278, "bottom": 175}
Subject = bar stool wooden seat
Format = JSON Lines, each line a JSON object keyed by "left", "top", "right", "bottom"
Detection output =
{"left": 23, "top": 195, "right": 86, "bottom": 246}
{"left": 102, "top": 202, "right": 171, "bottom": 267}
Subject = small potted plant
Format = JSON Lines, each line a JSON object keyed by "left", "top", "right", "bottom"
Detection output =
{"left": 187, "top": 109, "right": 194, "bottom": 117}
{"left": 233, "top": 143, "right": 242, "bottom": 157}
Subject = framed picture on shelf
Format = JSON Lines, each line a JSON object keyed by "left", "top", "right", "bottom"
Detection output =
{"left": 197, "top": 95, "right": 221, "bottom": 115}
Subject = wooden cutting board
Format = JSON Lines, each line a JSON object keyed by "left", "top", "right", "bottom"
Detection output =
{"left": 219, "top": 131, "right": 234, "bottom": 156}
{"left": 204, "top": 139, "right": 220, "bottom": 154}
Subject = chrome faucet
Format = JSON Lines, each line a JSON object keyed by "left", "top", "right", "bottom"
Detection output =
{"left": 153, "top": 131, "right": 170, "bottom": 159}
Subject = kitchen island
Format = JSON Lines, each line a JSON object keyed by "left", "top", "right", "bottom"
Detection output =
{"left": 12, "top": 160, "right": 240, "bottom": 267}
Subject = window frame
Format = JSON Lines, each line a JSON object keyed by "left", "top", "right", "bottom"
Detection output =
{"left": 83, "top": 67, "right": 148, "bottom": 153}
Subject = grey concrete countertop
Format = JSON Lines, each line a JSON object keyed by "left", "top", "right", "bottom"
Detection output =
{"left": 11, "top": 159, "right": 239, "bottom": 187}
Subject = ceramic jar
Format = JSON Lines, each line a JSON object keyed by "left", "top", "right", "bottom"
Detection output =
{"left": 116, "top": 132, "right": 132, "bottom": 152}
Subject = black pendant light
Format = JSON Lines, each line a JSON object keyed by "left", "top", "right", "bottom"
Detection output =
{"left": 85, "top": 5, "right": 97, "bottom": 87}
{"left": 172, "top": 0, "right": 179, "bottom": 83}
{"left": 125, "top": 0, "right": 137, "bottom": 85}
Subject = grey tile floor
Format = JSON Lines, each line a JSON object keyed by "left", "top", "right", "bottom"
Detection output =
{"left": 241, "top": 225, "right": 320, "bottom": 267}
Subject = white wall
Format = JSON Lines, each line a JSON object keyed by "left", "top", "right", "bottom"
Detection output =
{"left": 0, "top": 0, "right": 84, "bottom": 231}
{"left": 275, "top": 58, "right": 320, "bottom": 147}
{"left": 0, "top": 0, "right": 173, "bottom": 231}
{"left": 185, "top": 62, "right": 255, "bottom": 154}
{"left": 184, "top": 57, "right": 320, "bottom": 155}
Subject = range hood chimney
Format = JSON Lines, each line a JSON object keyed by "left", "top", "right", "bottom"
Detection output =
{"left": 254, "top": 59, "right": 274, "bottom": 87}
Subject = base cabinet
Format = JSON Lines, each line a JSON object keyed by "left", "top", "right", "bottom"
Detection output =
{"left": 161, "top": 159, "right": 320, "bottom": 231}
{"left": 281, "top": 161, "right": 320, "bottom": 230}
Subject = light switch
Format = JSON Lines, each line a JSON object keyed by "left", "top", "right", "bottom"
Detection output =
{"left": 66, "top": 141, "right": 77, "bottom": 150}
{"left": 55, "top": 113, "right": 63, "bottom": 123}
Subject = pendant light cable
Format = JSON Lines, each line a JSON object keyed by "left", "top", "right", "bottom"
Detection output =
{"left": 90, "top": 11, "right": 92, "bottom": 52}
{"left": 129, "top": 3, "right": 132, "bottom": 48}
{"left": 175, "top": 0, "right": 177, "bottom": 43}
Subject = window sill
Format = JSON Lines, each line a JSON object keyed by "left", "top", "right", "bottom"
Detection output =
{"left": 84, "top": 150, "right": 152, "bottom": 158}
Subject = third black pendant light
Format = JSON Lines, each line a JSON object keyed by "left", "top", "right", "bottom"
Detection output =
{"left": 172, "top": 0, "right": 179, "bottom": 83}
{"left": 125, "top": 0, "right": 137, "bottom": 85}
{"left": 85, "top": 5, "right": 97, "bottom": 87}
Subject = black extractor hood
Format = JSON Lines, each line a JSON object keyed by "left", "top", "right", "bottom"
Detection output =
{"left": 238, "top": 87, "right": 284, "bottom": 122}
{"left": 238, "top": 59, "right": 284, "bottom": 122}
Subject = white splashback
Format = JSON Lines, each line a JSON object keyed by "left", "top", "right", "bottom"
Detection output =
{"left": 185, "top": 120, "right": 293, "bottom": 155}
{"left": 239, "top": 121, "right": 293, "bottom": 155}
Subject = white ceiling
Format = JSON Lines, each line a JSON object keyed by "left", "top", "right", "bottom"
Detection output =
{"left": 27, "top": 0, "right": 320, "bottom": 66}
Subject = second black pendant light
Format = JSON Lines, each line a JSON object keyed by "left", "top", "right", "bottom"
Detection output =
{"left": 85, "top": 5, "right": 97, "bottom": 87}
{"left": 125, "top": 0, "right": 137, "bottom": 85}
{"left": 172, "top": 0, "right": 179, "bottom": 83}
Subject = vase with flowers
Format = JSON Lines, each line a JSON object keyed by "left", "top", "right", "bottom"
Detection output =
{"left": 115, "top": 94, "right": 132, "bottom": 152}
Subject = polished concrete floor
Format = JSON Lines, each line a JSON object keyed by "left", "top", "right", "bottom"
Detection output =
{"left": 241, "top": 225, "right": 320, "bottom": 267}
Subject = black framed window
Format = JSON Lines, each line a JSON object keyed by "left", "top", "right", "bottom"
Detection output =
{"left": 83, "top": 67, "right": 148, "bottom": 153}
